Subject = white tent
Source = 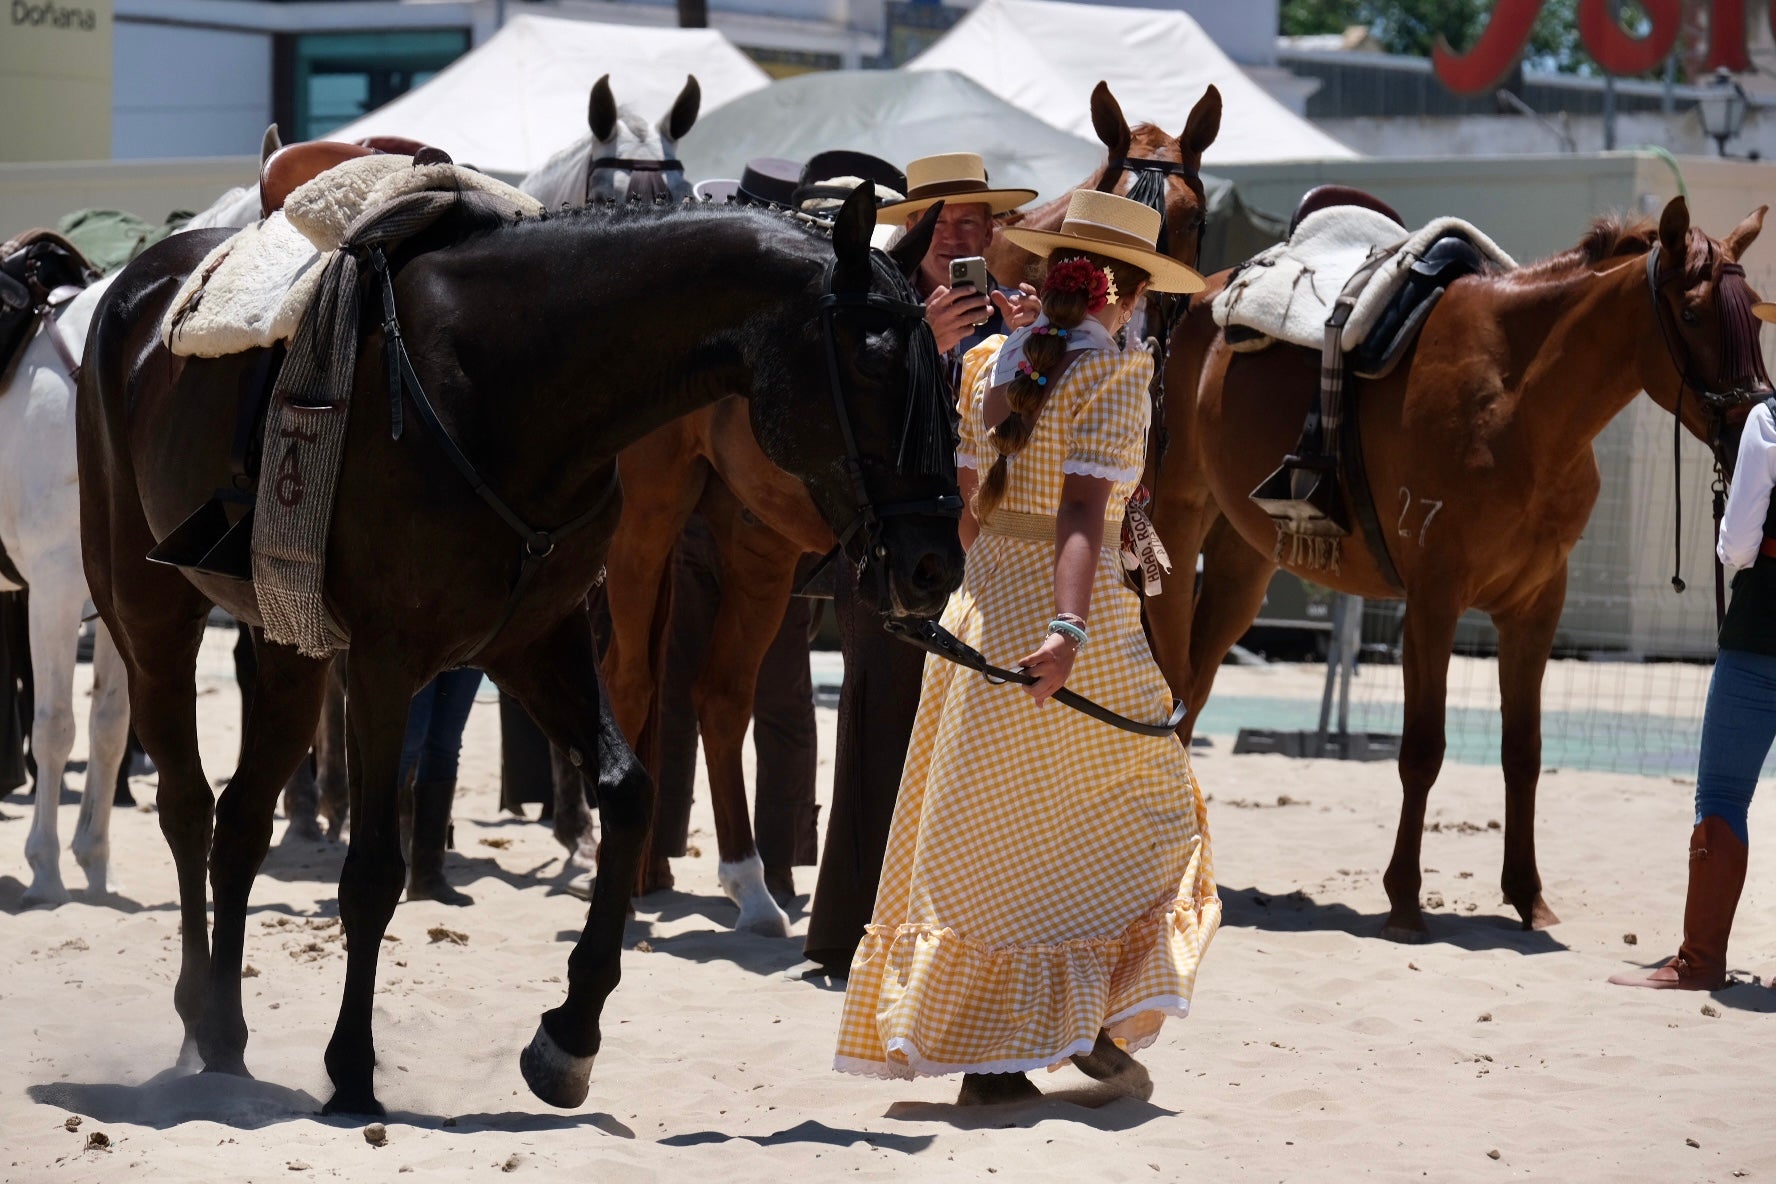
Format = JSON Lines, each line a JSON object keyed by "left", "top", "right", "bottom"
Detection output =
{"left": 328, "top": 14, "right": 771, "bottom": 177}
{"left": 907, "top": 0, "right": 1356, "bottom": 165}
{"left": 684, "top": 69, "right": 1103, "bottom": 202}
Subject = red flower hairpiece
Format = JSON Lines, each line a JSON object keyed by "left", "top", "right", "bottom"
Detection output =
{"left": 1042, "top": 257, "right": 1112, "bottom": 314}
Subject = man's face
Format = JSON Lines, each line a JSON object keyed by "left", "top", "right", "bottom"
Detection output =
{"left": 907, "top": 202, "right": 995, "bottom": 292}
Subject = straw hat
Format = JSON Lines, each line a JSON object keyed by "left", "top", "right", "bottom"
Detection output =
{"left": 1000, "top": 189, "right": 1205, "bottom": 294}
{"left": 1754, "top": 301, "right": 1776, "bottom": 323}
{"left": 874, "top": 152, "right": 1036, "bottom": 222}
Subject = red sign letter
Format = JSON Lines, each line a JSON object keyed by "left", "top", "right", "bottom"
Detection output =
{"left": 1578, "top": 0, "right": 1682, "bottom": 75}
{"left": 1432, "top": 0, "right": 1544, "bottom": 96}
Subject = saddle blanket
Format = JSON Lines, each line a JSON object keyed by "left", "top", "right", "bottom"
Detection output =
{"left": 1212, "top": 207, "right": 1516, "bottom": 354}
{"left": 161, "top": 155, "right": 541, "bottom": 358}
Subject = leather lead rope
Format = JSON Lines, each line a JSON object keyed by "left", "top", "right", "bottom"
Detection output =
{"left": 885, "top": 618, "right": 1187, "bottom": 737}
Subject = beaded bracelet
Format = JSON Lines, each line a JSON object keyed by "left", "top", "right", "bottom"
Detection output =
{"left": 1047, "top": 618, "right": 1088, "bottom": 648}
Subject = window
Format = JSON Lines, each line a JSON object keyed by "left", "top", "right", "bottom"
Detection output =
{"left": 276, "top": 30, "right": 469, "bottom": 142}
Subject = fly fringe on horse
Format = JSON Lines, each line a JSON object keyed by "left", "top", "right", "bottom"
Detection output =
{"left": 1275, "top": 528, "right": 1341, "bottom": 574}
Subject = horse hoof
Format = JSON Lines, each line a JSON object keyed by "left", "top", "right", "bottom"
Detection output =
{"left": 284, "top": 816, "right": 326, "bottom": 843}
{"left": 1379, "top": 922, "right": 1428, "bottom": 944}
{"left": 1521, "top": 898, "right": 1560, "bottom": 931}
{"left": 734, "top": 906, "right": 792, "bottom": 938}
{"left": 21, "top": 875, "right": 70, "bottom": 908}
{"left": 322, "top": 1090, "right": 386, "bottom": 1117}
{"left": 519, "top": 1022, "right": 595, "bottom": 1109}
{"left": 200, "top": 1056, "right": 252, "bottom": 1079}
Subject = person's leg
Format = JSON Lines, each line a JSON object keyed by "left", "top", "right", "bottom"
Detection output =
{"left": 1611, "top": 648, "right": 1776, "bottom": 989}
{"left": 752, "top": 596, "right": 818, "bottom": 902}
{"left": 406, "top": 668, "right": 480, "bottom": 906}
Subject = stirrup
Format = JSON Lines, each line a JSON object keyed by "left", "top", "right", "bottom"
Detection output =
{"left": 146, "top": 495, "right": 256, "bottom": 580}
{"left": 1250, "top": 453, "right": 1350, "bottom": 537}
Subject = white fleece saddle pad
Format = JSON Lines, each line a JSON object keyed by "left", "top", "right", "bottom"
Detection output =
{"left": 162, "top": 155, "right": 541, "bottom": 358}
{"left": 1212, "top": 206, "right": 1516, "bottom": 354}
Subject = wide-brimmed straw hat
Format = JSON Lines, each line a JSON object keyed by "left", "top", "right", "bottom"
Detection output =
{"left": 874, "top": 152, "right": 1036, "bottom": 223}
{"left": 1753, "top": 301, "right": 1776, "bottom": 323}
{"left": 1000, "top": 189, "right": 1205, "bottom": 294}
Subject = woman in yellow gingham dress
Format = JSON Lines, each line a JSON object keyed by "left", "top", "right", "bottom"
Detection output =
{"left": 833, "top": 190, "right": 1220, "bottom": 1104}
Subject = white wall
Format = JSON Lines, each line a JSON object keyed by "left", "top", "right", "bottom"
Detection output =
{"left": 113, "top": 23, "right": 271, "bottom": 158}
{"left": 1316, "top": 110, "right": 1776, "bottom": 162}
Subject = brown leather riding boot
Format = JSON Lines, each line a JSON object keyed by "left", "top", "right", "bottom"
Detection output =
{"left": 406, "top": 780, "right": 471, "bottom": 907}
{"left": 1610, "top": 816, "right": 1747, "bottom": 990}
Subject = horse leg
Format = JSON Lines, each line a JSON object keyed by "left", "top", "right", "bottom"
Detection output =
{"left": 71, "top": 619, "right": 131, "bottom": 895}
{"left": 1493, "top": 572, "right": 1565, "bottom": 931}
{"left": 489, "top": 611, "right": 651, "bottom": 1109}
{"left": 1380, "top": 597, "right": 1462, "bottom": 942}
{"left": 239, "top": 625, "right": 324, "bottom": 842}
{"left": 20, "top": 572, "right": 83, "bottom": 906}
{"left": 1183, "top": 519, "right": 1279, "bottom": 734}
{"left": 322, "top": 649, "right": 420, "bottom": 1116}
{"left": 202, "top": 635, "right": 329, "bottom": 1074}
{"left": 695, "top": 510, "right": 800, "bottom": 937}
{"left": 315, "top": 659, "right": 349, "bottom": 840}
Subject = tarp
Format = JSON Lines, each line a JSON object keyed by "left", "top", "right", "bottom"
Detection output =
{"left": 683, "top": 69, "right": 1102, "bottom": 203}
{"left": 906, "top": 0, "right": 1356, "bottom": 165}
{"left": 328, "top": 14, "right": 772, "bottom": 178}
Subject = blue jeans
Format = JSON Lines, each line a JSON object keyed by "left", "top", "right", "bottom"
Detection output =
{"left": 1695, "top": 648, "right": 1776, "bottom": 844}
{"left": 400, "top": 667, "right": 483, "bottom": 785}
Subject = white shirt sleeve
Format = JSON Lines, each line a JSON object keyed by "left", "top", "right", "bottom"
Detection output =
{"left": 1718, "top": 401, "right": 1776, "bottom": 570}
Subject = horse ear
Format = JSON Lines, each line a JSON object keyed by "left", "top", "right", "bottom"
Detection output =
{"left": 1090, "top": 81, "right": 1130, "bottom": 160}
{"left": 260, "top": 124, "right": 282, "bottom": 163}
{"left": 588, "top": 74, "right": 618, "bottom": 143}
{"left": 832, "top": 186, "right": 877, "bottom": 292}
{"left": 664, "top": 75, "right": 700, "bottom": 142}
{"left": 1659, "top": 195, "right": 1691, "bottom": 262}
{"left": 1724, "top": 205, "right": 1767, "bottom": 262}
{"left": 890, "top": 201, "right": 944, "bottom": 281}
{"left": 1180, "top": 85, "right": 1222, "bottom": 165}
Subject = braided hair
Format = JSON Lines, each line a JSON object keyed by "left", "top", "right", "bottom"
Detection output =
{"left": 974, "top": 248, "right": 1151, "bottom": 520}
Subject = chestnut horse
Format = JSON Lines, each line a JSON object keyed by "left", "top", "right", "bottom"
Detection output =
{"left": 78, "top": 188, "right": 962, "bottom": 1113}
{"left": 1147, "top": 195, "right": 1768, "bottom": 941}
{"left": 596, "top": 81, "right": 1222, "bottom": 934}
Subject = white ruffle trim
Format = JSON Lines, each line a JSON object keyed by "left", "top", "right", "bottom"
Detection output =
{"left": 831, "top": 995, "right": 1191, "bottom": 1080}
{"left": 1062, "top": 457, "right": 1140, "bottom": 482}
{"left": 955, "top": 451, "right": 980, "bottom": 471}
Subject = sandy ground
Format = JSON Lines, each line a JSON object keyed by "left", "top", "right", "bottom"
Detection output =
{"left": 3, "top": 625, "right": 1775, "bottom": 1182}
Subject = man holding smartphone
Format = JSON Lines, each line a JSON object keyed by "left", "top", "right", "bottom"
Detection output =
{"left": 803, "top": 152, "right": 1041, "bottom": 976}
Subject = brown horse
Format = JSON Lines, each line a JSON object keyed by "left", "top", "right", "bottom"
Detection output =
{"left": 78, "top": 188, "right": 962, "bottom": 1113}
{"left": 1147, "top": 195, "right": 1768, "bottom": 941}
{"left": 596, "top": 82, "right": 1222, "bottom": 932}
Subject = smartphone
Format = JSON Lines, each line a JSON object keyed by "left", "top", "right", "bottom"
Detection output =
{"left": 949, "top": 256, "right": 991, "bottom": 324}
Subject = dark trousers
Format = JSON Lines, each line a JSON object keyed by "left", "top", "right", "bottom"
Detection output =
{"left": 803, "top": 563, "right": 926, "bottom": 969}
{"left": 656, "top": 515, "right": 819, "bottom": 867}
{"left": 0, "top": 590, "right": 29, "bottom": 794}
{"left": 401, "top": 667, "right": 482, "bottom": 785}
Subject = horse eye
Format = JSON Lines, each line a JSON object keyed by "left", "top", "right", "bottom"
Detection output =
{"left": 1681, "top": 308, "right": 1701, "bottom": 325}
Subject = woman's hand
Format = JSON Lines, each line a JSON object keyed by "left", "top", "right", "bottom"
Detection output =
{"left": 993, "top": 283, "right": 1041, "bottom": 331}
{"left": 1017, "top": 631, "right": 1077, "bottom": 706}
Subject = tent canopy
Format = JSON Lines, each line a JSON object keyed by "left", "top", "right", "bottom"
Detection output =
{"left": 328, "top": 14, "right": 771, "bottom": 177}
{"left": 907, "top": 0, "right": 1356, "bottom": 165}
{"left": 683, "top": 69, "right": 1105, "bottom": 204}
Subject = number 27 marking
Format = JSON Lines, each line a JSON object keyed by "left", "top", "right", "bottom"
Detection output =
{"left": 1397, "top": 487, "right": 1443, "bottom": 547}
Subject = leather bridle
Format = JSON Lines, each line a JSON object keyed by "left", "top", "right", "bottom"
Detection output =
{"left": 1095, "top": 154, "right": 1207, "bottom": 475}
{"left": 584, "top": 156, "right": 686, "bottom": 205}
{"left": 812, "top": 252, "right": 963, "bottom": 603}
{"left": 1645, "top": 240, "right": 1769, "bottom": 620}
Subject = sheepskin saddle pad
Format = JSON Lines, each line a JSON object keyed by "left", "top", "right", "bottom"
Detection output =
{"left": 1212, "top": 206, "right": 1516, "bottom": 355}
{"left": 161, "top": 154, "right": 542, "bottom": 358}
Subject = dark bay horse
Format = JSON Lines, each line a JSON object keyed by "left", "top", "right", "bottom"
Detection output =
{"left": 1148, "top": 195, "right": 1768, "bottom": 941}
{"left": 597, "top": 81, "right": 1221, "bottom": 924}
{"left": 77, "top": 186, "right": 962, "bottom": 1113}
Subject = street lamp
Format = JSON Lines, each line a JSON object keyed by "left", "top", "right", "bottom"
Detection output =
{"left": 1698, "top": 67, "right": 1749, "bottom": 157}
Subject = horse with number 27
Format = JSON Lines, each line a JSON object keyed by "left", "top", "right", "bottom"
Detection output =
{"left": 1151, "top": 195, "right": 1771, "bottom": 941}
{"left": 77, "top": 184, "right": 963, "bottom": 1114}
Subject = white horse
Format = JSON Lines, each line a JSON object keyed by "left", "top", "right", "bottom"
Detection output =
{"left": 4, "top": 176, "right": 263, "bottom": 905}
{"left": 521, "top": 74, "right": 701, "bottom": 207}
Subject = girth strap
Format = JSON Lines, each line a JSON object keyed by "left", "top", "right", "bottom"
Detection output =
{"left": 370, "top": 247, "right": 620, "bottom": 661}
{"left": 884, "top": 617, "right": 1188, "bottom": 737}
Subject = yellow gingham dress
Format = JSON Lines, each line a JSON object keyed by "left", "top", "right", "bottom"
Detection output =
{"left": 833, "top": 335, "right": 1220, "bottom": 1079}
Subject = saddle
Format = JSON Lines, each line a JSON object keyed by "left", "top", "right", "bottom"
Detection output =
{"left": 1229, "top": 193, "right": 1512, "bottom": 577}
{"left": 258, "top": 138, "right": 441, "bottom": 219}
{"left": 0, "top": 229, "right": 101, "bottom": 382}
